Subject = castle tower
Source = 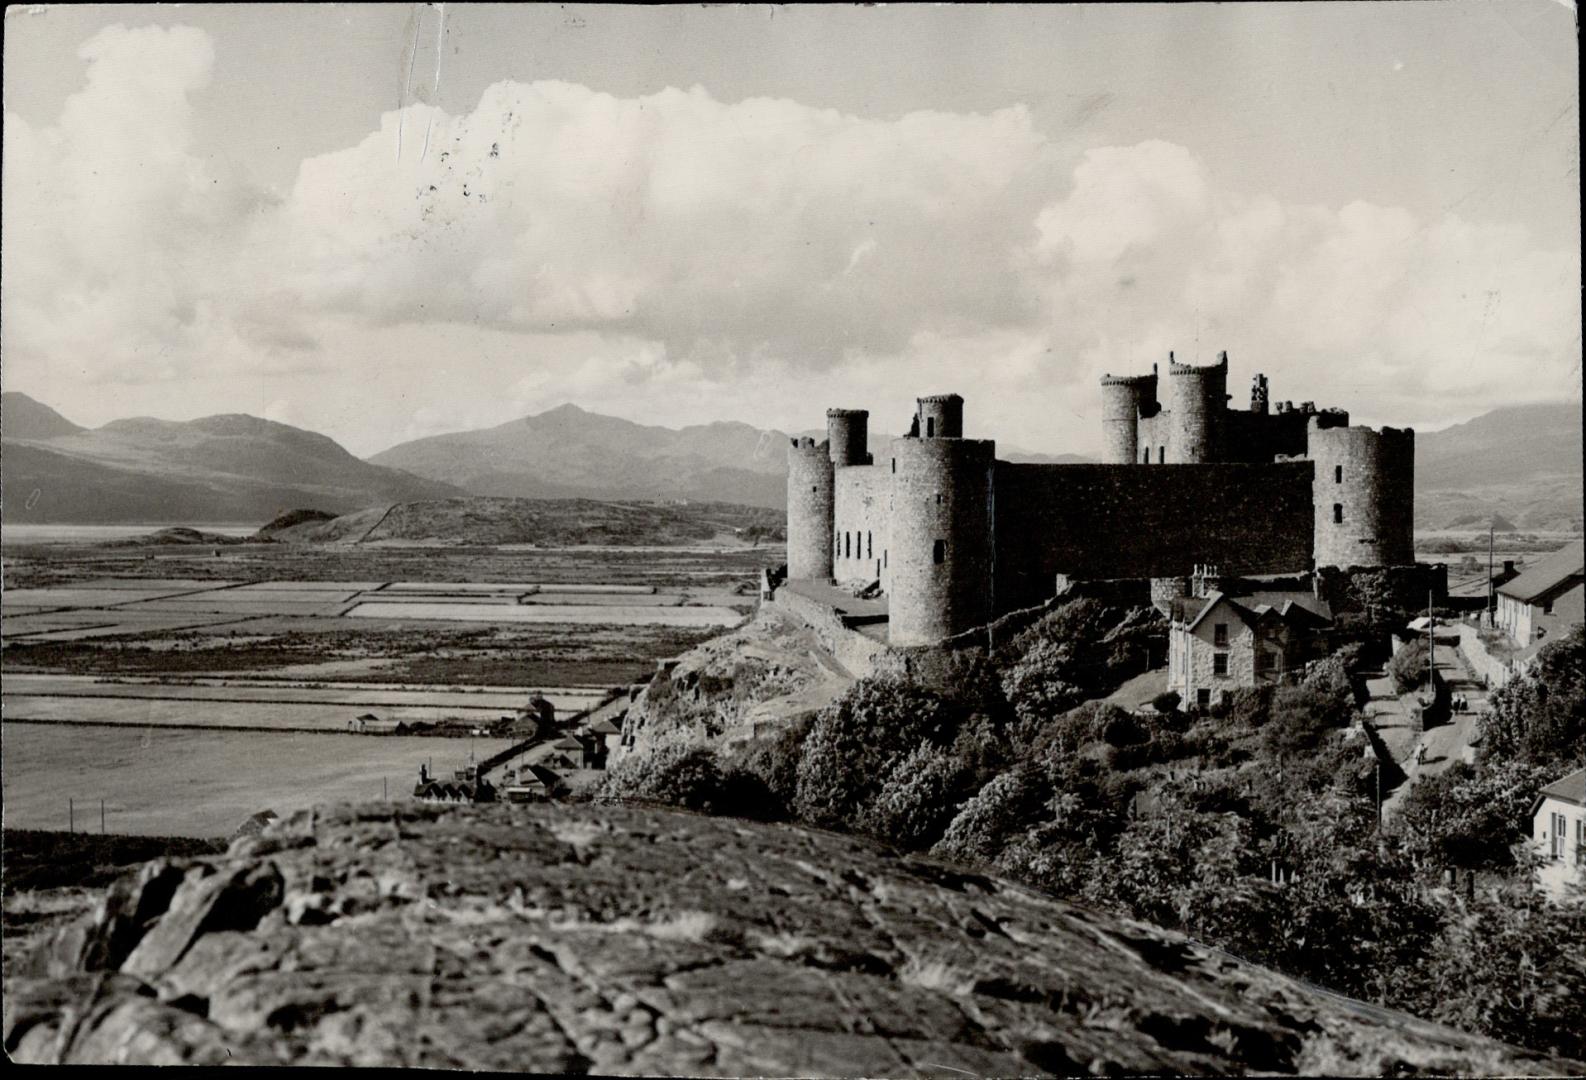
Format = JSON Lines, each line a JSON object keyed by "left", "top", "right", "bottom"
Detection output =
{"left": 886, "top": 434, "right": 996, "bottom": 645}
{"left": 914, "top": 394, "right": 964, "bottom": 439}
{"left": 1099, "top": 372, "right": 1159, "bottom": 464}
{"left": 786, "top": 436, "right": 835, "bottom": 581}
{"left": 1167, "top": 351, "right": 1229, "bottom": 462}
{"left": 826, "top": 408, "right": 870, "bottom": 467}
{"left": 1307, "top": 419, "right": 1415, "bottom": 569}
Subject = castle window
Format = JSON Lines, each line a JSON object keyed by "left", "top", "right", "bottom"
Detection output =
{"left": 891, "top": 458, "right": 896, "bottom": 474}
{"left": 933, "top": 539, "right": 946, "bottom": 565}
{"left": 1333, "top": 503, "right": 1344, "bottom": 524}
{"left": 812, "top": 485, "right": 818, "bottom": 493}
{"left": 1213, "top": 623, "right": 1228, "bottom": 646}
{"left": 1158, "top": 446, "right": 1165, "bottom": 464}
{"left": 866, "top": 531, "right": 872, "bottom": 559}
{"left": 844, "top": 532, "right": 851, "bottom": 559}
{"left": 935, "top": 493, "right": 942, "bottom": 505}
{"left": 1142, "top": 449, "right": 1149, "bottom": 464}
{"left": 1213, "top": 653, "right": 1229, "bottom": 677}
{"left": 884, "top": 550, "right": 888, "bottom": 568}
{"left": 927, "top": 417, "right": 935, "bottom": 437}
{"left": 1334, "top": 465, "right": 1343, "bottom": 484}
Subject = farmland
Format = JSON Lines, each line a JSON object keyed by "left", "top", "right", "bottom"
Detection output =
{"left": 2, "top": 530, "right": 781, "bottom": 836}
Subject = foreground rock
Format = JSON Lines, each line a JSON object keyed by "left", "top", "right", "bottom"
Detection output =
{"left": 5, "top": 802, "right": 1580, "bottom": 1074}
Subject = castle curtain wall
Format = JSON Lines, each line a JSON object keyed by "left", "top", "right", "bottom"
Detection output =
{"left": 833, "top": 464, "right": 890, "bottom": 588}
{"left": 991, "top": 462, "right": 1316, "bottom": 612}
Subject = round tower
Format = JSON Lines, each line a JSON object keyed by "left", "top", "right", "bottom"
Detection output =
{"left": 1167, "top": 351, "right": 1228, "bottom": 463}
{"left": 786, "top": 436, "right": 835, "bottom": 581}
{"left": 826, "top": 408, "right": 870, "bottom": 467}
{"left": 1099, "top": 373, "right": 1158, "bottom": 464}
{"left": 1307, "top": 419, "right": 1415, "bottom": 569}
{"left": 914, "top": 394, "right": 964, "bottom": 439}
{"left": 886, "top": 435, "right": 996, "bottom": 645}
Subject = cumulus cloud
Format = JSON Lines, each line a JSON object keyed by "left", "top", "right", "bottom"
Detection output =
{"left": 2, "top": 23, "right": 1577, "bottom": 455}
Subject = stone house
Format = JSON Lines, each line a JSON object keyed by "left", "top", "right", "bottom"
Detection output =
{"left": 1531, "top": 766, "right": 1585, "bottom": 903}
{"left": 1495, "top": 540, "right": 1583, "bottom": 647}
{"left": 1167, "top": 590, "right": 1334, "bottom": 710}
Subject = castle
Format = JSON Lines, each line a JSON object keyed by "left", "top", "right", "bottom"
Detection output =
{"left": 785, "top": 352, "right": 1416, "bottom": 646}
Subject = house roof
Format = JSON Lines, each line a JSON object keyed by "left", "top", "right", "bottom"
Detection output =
{"left": 356, "top": 713, "right": 381, "bottom": 722}
{"left": 1537, "top": 767, "right": 1586, "bottom": 809}
{"left": 589, "top": 718, "right": 622, "bottom": 735}
{"left": 550, "top": 736, "right": 586, "bottom": 750}
{"left": 1497, "top": 541, "right": 1585, "bottom": 603}
{"left": 1183, "top": 590, "right": 1332, "bottom": 634}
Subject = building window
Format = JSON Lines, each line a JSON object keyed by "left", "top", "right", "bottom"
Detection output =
{"left": 866, "top": 531, "right": 872, "bottom": 559}
{"left": 933, "top": 539, "right": 946, "bottom": 565}
{"left": 1334, "top": 465, "right": 1343, "bottom": 483}
{"left": 1554, "top": 812, "right": 1567, "bottom": 861}
{"left": 1257, "top": 650, "right": 1275, "bottom": 672}
{"left": 1213, "top": 623, "right": 1228, "bottom": 646}
{"left": 1158, "top": 446, "right": 1165, "bottom": 464}
{"left": 1213, "top": 653, "right": 1229, "bottom": 677}
{"left": 1577, "top": 818, "right": 1584, "bottom": 865}
{"left": 1196, "top": 688, "right": 1211, "bottom": 708}
{"left": 1333, "top": 503, "right": 1344, "bottom": 524}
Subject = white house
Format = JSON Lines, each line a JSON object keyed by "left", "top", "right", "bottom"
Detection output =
{"left": 1531, "top": 766, "right": 1585, "bottom": 903}
{"left": 1496, "top": 541, "right": 1584, "bottom": 648}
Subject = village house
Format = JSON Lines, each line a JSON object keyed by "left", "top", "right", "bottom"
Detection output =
{"left": 588, "top": 717, "right": 623, "bottom": 761}
{"left": 1531, "top": 766, "right": 1586, "bottom": 903}
{"left": 1167, "top": 589, "right": 1334, "bottom": 710}
{"left": 348, "top": 713, "right": 405, "bottom": 734}
{"left": 499, "top": 764, "right": 564, "bottom": 803}
{"left": 1495, "top": 540, "right": 1584, "bottom": 647}
{"left": 545, "top": 734, "right": 599, "bottom": 771}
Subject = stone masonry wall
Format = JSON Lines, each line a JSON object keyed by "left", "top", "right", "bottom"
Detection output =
{"left": 993, "top": 462, "right": 1316, "bottom": 613}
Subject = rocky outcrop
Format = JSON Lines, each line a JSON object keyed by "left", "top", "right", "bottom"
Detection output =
{"left": 6, "top": 800, "right": 1581, "bottom": 1074}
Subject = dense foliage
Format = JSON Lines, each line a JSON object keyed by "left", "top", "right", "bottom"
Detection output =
{"left": 607, "top": 601, "right": 1586, "bottom": 1059}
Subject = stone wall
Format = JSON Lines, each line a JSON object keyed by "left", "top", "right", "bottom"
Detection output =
{"left": 992, "top": 462, "right": 1316, "bottom": 613}
{"left": 768, "top": 587, "right": 887, "bottom": 678}
{"left": 833, "top": 463, "right": 889, "bottom": 589}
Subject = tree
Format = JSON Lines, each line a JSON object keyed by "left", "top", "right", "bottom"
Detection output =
{"left": 793, "top": 675, "right": 958, "bottom": 830}
{"left": 1395, "top": 759, "right": 1558, "bottom": 873}
{"left": 1477, "top": 624, "right": 1585, "bottom": 770}
{"left": 857, "top": 742, "right": 969, "bottom": 850}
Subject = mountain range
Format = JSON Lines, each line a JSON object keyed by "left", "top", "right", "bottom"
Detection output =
{"left": 2, "top": 391, "right": 1579, "bottom": 531}
{"left": 1, "top": 393, "right": 460, "bottom": 524}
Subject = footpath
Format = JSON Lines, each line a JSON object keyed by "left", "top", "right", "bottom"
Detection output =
{"left": 1378, "top": 643, "right": 1489, "bottom": 821}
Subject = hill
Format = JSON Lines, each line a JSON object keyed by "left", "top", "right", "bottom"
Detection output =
{"left": 370, "top": 404, "right": 793, "bottom": 509}
{"left": 266, "top": 496, "right": 783, "bottom": 546}
{"left": 6, "top": 799, "right": 1576, "bottom": 1073}
{"left": 1415, "top": 401, "right": 1583, "bottom": 532}
{"left": 1, "top": 392, "right": 84, "bottom": 440}
{"left": 1, "top": 405, "right": 463, "bottom": 525}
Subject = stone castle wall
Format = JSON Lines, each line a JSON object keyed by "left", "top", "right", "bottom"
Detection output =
{"left": 833, "top": 464, "right": 890, "bottom": 588}
{"left": 992, "top": 461, "right": 1316, "bottom": 612}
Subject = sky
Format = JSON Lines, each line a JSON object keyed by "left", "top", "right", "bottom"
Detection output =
{"left": 2, "top": 2, "right": 1579, "bottom": 458}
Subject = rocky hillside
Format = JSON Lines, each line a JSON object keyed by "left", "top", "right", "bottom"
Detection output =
{"left": 370, "top": 403, "right": 794, "bottom": 509}
{"left": 6, "top": 800, "right": 1578, "bottom": 1073}
{"left": 1, "top": 401, "right": 462, "bottom": 525}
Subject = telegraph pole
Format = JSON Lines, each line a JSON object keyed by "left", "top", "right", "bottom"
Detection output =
{"left": 1487, "top": 522, "right": 1496, "bottom": 628}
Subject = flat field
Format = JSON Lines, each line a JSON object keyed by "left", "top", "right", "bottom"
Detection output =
{"left": 1, "top": 535, "right": 778, "bottom": 837}
{"left": 1, "top": 725, "right": 516, "bottom": 836}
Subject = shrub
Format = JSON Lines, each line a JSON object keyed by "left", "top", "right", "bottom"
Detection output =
{"left": 857, "top": 742, "right": 970, "bottom": 850}
{"left": 793, "top": 675, "right": 958, "bottom": 830}
{"left": 932, "top": 764, "right": 1051, "bottom": 865}
{"left": 1151, "top": 690, "right": 1182, "bottom": 714}
{"left": 1477, "top": 624, "right": 1585, "bottom": 770}
{"left": 1388, "top": 637, "right": 1431, "bottom": 693}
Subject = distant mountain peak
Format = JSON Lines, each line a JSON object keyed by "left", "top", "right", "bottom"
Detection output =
{"left": 1, "top": 391, "right": 85, "bottom": 440}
